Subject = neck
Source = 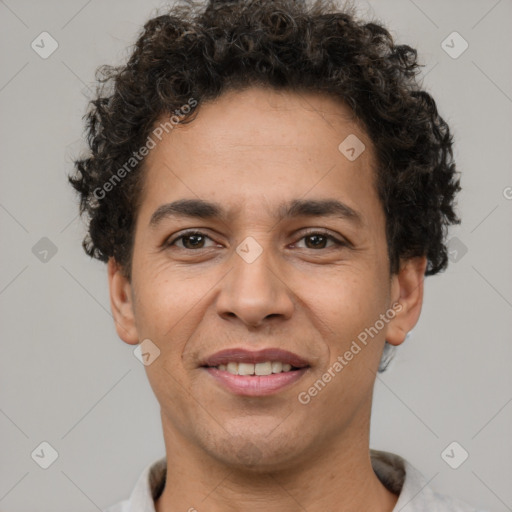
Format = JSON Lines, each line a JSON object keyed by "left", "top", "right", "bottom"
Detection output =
{"left": 154, "top": 409, "right": 398, "bottom": 512}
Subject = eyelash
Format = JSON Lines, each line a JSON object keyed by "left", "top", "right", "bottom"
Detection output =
{"left": 165, "top": 229, "right": 348, "bottom": 250}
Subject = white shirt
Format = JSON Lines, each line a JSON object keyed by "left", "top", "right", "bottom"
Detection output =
{"left": 103, "top": 449, "right": 487, "bottom": 511}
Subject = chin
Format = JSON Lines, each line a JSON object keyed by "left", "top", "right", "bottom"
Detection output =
{"left": 202, "top": 428, "right": 310, "bottom": 472}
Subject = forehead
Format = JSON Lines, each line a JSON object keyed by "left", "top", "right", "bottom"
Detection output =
{"left": 138, "top": 86, "right": 380, "bottom": 227}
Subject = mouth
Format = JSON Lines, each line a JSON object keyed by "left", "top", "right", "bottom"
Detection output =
{"left": 200, "top": 348, "right": 311, "bottom": 396}
{"left": 204, "top": 361, "right": 305, "bottom": 375}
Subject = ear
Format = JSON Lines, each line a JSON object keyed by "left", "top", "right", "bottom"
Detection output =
{"left": 385, "top": 256, "right": 428, "bottom": 346}
{"left": 107, "top": 258, "right": 139, "bottom": 345}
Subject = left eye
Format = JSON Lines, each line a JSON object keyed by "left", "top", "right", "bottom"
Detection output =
{"left": 166, "top": 230, "right": 345, "bottom": 250}
{"left": 294, "top": 232, "right": 345, "bottom": 250}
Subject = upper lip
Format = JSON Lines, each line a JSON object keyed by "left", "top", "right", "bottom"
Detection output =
{"left": 201, "top": 348, "right": 310, "bottom": 368}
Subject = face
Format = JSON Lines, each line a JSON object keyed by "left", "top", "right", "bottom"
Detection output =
{"left": 109, "top": 86, "right": 426, "bottom": 470}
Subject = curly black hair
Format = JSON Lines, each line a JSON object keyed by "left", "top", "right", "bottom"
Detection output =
{"left": 69, "top": 0, "right": 461, "bottom": 283}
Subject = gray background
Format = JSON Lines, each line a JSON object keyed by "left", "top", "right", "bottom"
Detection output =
{"left": 1, "top": 0, "right": 511, "bottom": 510}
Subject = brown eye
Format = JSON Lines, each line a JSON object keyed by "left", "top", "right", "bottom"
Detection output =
{"left": 304, "top": 233, "right": 329, "bottom": 249}
{"left": 295, "top": 231, "right": 345, "bottom": 250}
{"left": 165, "top": 231, "right": 215, "bottom": 250}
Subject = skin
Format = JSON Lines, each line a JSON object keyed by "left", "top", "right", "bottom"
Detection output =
{"left": 108, "top": 86, "right": 427, "bottom": 512}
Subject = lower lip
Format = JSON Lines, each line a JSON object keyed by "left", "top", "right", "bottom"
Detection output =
{"left": 203, "top": 367, "right": 309, "bottom": 396}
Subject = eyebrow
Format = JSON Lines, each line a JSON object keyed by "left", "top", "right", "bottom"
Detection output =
{"left": 149, "top": 198, "right": 363, "bottom": 228}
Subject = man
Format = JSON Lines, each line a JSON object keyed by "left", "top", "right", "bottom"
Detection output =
{"left": 69, "top": 0, "right": 486, "bottom": 510}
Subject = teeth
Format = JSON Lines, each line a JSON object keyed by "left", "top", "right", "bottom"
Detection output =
{"left": 238, "top": 362, "right": 254, "bottom": 376}
{"left": 271, "top": 361, "right": 282, "bottom": 373}
{"left": 215, "top": 361, "right": 297, "bottom": 375}
{"left": 255, "top": 362, "right": 272, "bottom": 376}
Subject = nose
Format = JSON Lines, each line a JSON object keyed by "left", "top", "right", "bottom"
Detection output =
{"left": 215, "top": 241, "right": 295, "bottom": 329}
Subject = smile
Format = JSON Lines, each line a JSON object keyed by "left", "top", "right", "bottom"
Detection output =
{"left": 203, "top": 366, "right": 309, "bottom": 396}
{"left": 212, "top": 361, "right": 296, "bottom": 375}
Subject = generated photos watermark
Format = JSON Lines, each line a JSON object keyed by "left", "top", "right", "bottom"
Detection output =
{"left": 93, "top": 97, "right": 198, "bottom": 200}
{"left": 297, "top": 301, "right": 403, "bottom": 405}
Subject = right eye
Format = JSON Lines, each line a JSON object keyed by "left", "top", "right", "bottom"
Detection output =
{"left": 164, "top": 230, "right": 218, "bottom": 250}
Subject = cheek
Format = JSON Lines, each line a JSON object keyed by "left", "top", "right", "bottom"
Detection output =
{"left": 132, "top": 260, "right": 222, "bottom": 359}
{"left": 299, "top": 267, "right": 390, "bottom": 390}
{"left": 297, "top": 264, "right": 386, "bottom": 330}
{"left": 131, "top": 265, "right": 194, "bottom": 344}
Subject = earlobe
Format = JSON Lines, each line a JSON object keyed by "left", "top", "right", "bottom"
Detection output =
{"left": 385, "top": 256, "right": 427, "bottom": 346}
{"left": 107, "top": 258, "right": 139, "bottom": 345}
